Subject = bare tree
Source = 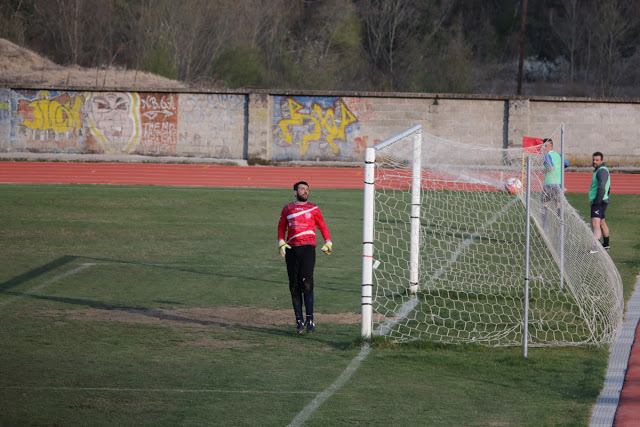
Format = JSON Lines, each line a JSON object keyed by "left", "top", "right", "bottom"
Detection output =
{"left": 590, "top": 0, "right": 639, "bottom": 96}
{"left": 358, "top": 0, "right": 416, "bottom": 77}
{"left": 124, "top": 0, "right": 235, "bottom": 82}
{"left": 0, "top": 0, "right": 28, "bottom": 44}
{"left": 276, "top": 0, "right": 367, "bottom": 90}
{"left": 227, "top": 0, "right": 291, "bottom": 73}
{"left": 549, "top": 0, "right": 584, "bottom": 89}
{"left": 356, "top": 0, "right": 455, "bottom": 90}
{"left": 167, "top": 0, "right": 235, "bottom": 81}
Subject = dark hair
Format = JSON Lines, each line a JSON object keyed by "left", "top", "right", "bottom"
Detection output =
{"left": 543, "top": 138, "right": 553, "bottom": 145}
{"left": 294, "top": 181, "right": 309, "bottom": 191}
{"left": 593, "top": 151, "right": 604, "bottom": 160}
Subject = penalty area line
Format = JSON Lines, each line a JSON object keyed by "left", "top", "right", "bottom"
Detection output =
{"left": 0, "top": 263, "right": 96, "bottom": 309}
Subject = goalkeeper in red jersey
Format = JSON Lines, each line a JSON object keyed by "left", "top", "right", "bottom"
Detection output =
{"left": 278, "top": 181, "right": 332, "bottom": 334}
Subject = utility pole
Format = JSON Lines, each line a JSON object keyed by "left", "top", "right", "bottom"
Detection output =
{"left": 517, "top": 0, "right": 528, "bottom": 95}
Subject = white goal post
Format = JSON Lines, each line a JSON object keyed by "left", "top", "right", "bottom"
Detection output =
{"left": 361, "top": 125, "right": 623, "bottom": 347}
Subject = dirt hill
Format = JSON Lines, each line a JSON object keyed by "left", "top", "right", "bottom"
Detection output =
{"left": 0, "top": 38, "right": 186, "bottom": 90}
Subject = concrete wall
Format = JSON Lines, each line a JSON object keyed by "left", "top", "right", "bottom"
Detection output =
{"left": 2, "top": 87, "right": 640, "bottom": 167}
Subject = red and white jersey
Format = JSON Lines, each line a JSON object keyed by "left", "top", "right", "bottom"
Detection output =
{"left": 278, "top": 202, "right": 330, "bottom": 247}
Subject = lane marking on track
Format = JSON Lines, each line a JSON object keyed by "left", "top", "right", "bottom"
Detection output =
{"left": 590, "top": 275, "right": 640, "bottom": 426}
{"left": 0, "top": 386, "right": 317, "bottom": 395}
{"left": 0, "top": 185, "right": 281, "bottom": 192}
{"left": 0, "top": 263, "right": 95, "bottom": 309}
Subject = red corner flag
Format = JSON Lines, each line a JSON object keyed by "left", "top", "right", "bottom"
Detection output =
{"left": 523, "top": 136, "right": 543, "bottom": 153}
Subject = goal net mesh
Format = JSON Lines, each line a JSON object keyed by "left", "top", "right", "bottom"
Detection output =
{"left": 368, "top": 127, "right": 623, "bottom": 346}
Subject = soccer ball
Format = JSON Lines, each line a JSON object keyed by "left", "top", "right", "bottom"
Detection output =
{"left": 505, "top": 177, "right": 523, "bottom": 195}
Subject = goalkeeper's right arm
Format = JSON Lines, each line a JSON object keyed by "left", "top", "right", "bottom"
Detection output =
{"left": 278, "top": 239, "right": 291, "bottom": 258}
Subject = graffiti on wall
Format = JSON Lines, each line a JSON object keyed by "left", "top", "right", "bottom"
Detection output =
{"left": 342, "top": 97, "right": 376, "bottom": 121}
{"left": 18, "top": 91, "right": 83, "bottom": 135}
{"left": 273, "top": 96, "right": 359, "bottom": 158}
{"left": 11, "top": 90, "right": 85, "bottom": 152}
{"left": 1, "top": 89, "right": 378, "bottom": 161}
{"left": 353, "top": 135, "right": 381, "bottom": 154}
{"left": 3, "top": 89, "right": 244, "bottom": 158}
{"left": 85, "top": 92, "right": 140, "bottom": 153}
{"left": 0, "top": 90, "right": 11, "bottom": 120}
{"left": 139, "top": 93, "right": 178, "bottom": 155}
{"left": 0, "top": 90, "right": 10, "bottom": 145}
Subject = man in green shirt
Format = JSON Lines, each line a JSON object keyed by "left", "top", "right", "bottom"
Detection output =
{"left": 588, "top": 151, "right": 611, "bottom": 253}
{"left": 541, "top": 138, "right": 569, "bottom": 231}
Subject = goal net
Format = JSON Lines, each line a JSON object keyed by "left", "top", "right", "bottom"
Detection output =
{"left": 361, "top": 125, "right": 623, "bottom": 346}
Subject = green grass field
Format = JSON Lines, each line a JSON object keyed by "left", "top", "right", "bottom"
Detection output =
{"left": 1, "top": 184, "right": 638, "bottom": 426}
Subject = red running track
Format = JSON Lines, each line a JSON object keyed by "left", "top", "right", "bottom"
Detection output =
{"left": 2, "top": 161, "right": 640, "bottom": 193}
{"left": 0, "top": 162, "right": 365, "bottom": 189}
{"left": 616, "top": 324, "right": 640, "bottom": 426}
{"left": 2, "top": 160, "right": 640, "bottom": 425}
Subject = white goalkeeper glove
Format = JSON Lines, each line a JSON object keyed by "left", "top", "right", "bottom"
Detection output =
{"left": 321, "top": 240, "right": 332, "bottom": 255}
{"left": 278, "top": 240, "right": 291, "bottom": 258}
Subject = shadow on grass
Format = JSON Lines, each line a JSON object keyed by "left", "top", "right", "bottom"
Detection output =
{"left": 1, "top": 255, "right": 360, "bottom": 348}
{"left": 0, "top": 255, "right": 78, "bottom": 292}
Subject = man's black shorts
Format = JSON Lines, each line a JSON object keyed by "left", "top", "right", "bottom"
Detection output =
{"left": 285, "top": 245, "right": 316, "bottom": 295}
{"left": 542, "top": 185, "right": 562, "bottom": 203}
{"left": 590, "top": 203, "right": 608, "bottom": 219}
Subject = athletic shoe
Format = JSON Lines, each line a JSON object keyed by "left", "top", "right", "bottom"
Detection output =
{"left": 588, "top": 246, "right": 599, "bottom": 254}
{"left": 306, "top": 320, "right": 315, "bottom": 333}
{"left": 296, "top": 320, "right": 305, "bottom": 334}
{"left": 603, "top": 245, "right": 611, "bottom": 251}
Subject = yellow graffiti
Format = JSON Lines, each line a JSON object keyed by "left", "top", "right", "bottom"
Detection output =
{"left": 0, "top": 101, "right": 9, "bottom": 111}
{"left": 313, "top": 102, "right": 356, "bottom": 153}
{"left": 278, "top": 97, "right": 357, "bottom": 155}
{"left": 22, "top": 94, "right": 83, "bottom": 133}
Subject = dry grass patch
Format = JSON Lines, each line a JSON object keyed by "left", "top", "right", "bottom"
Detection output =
{"left": 0, "top": 38, "right": 185, "bottom": 90}
{"left": 37, "top": 306, "right": 360, "bottom": 330}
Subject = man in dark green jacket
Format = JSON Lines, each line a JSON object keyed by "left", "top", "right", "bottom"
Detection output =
{"left": 588, "top": 151, "right": 611, "bottom": 253}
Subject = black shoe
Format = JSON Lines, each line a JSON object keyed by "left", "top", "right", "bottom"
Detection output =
{"left": 603, "top": 245, "right": 610, "bottom": 251}
{"left": 296, "top": 320, "right": 305, "bottom": 334}
{"left": 306, "top": 320, "right": 315, "bottom": 333}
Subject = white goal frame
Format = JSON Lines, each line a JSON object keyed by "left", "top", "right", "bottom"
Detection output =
{"left": 362, "top": 125, "right": 422, "bottom": 339}
{"left": 361, "top": 124, "right": 623, "bottom": 346}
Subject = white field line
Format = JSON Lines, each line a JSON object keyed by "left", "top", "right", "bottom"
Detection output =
{"left": 1, "top": 386, "right": 316, "bottom": 395}
{"left": 0, "top": 263, "right": 95, "bottom": 309}
{"left": 287, "top": 344, "right": 372, "bottom": 427}
{"left": 288, "top": 197, "right": 521, "bottom": 425}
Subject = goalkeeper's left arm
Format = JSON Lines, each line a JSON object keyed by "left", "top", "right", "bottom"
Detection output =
{"left": 315, "top": 208, "right": 332, "bottom": 255}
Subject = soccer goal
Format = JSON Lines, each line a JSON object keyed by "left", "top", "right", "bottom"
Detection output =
{"left": 361, "top": 125, "right": 623, "bottom": 347}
